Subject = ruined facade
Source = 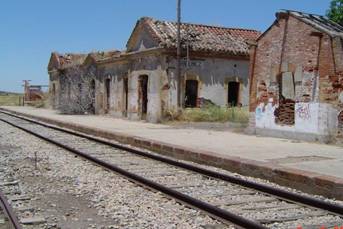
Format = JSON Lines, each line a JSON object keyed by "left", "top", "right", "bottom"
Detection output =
{"left": 48, "top": 17, "right": 260, "bottom": 122}
{"left": 249, "top": 10, "right": 343, "bottom": 142}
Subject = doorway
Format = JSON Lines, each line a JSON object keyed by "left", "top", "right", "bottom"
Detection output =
{"left": 52, "top": 83, "right": 56, "bottom": 108}
{"left": 228, "top": 81, "right": 240, "bottom": 107}
{"left": 123, "top": 77, "right": 128, "bottom": 117}
{"left": 105, "top": 78, "right": 111, "bottom": 112}
{"left": 185, "top": 80, "right": 198, "bottom": 108}
{"left": 138, "top": 75, "right": 148, "bottom": 119}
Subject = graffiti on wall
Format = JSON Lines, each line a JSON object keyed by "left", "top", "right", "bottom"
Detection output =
{"left": 295, "top": 103, "right": 311, "bottom": 120}
{"left": 256, "top": 102, "right": 321, "bottom": 133}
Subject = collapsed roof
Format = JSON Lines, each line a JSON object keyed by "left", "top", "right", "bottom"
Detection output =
{"left": 49, "top": 53, "right": 87, "bottom": 70}
{"left": 283, "top": 10, "right": 343, "bottom": 38}
{"left": 48, "top": 51, "right": 120, "bottom": 71}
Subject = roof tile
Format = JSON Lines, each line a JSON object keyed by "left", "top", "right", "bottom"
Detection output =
{"left": 142, "top": 17, "right": 261, "bottom": 55}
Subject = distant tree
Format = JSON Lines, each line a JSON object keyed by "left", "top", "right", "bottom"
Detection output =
{"left": 327, "top": 0, "right": 343, "bottom": 25}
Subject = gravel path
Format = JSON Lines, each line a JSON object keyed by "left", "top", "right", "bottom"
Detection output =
{"left": 0, "top": 121, "right": 230, "bottom": 229}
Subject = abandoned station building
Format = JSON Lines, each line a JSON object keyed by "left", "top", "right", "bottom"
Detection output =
{"left": 48, "top": 17, "right": 260, "bottom": 122}
{"left": 249, "top": 10, "right": 343, "bottom": 142}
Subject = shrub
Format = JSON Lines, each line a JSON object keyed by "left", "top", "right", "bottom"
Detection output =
{"left": 181, "top": 105, "right": 249, "bottom": 123}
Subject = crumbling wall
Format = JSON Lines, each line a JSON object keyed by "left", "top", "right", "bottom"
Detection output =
{"left": 168, "top": 56, "right": 250, "bottom": 108}
{"left": 251, "top": 14, "right": 342, "bottom": 141}
{"left": 318, "top": 36, "right": 343, "bottom": 139}
{"left": 57, "top": 65, "right": 96, "bottom": 114}
{"left": 97, "top": 62, "right": 129, "bottom": 116}
{"left": 127, "top": 26, "right": 159, "bottom": 52}
{"left": 97, "top": 53, "right": 166, "bottom": 123}
{"left": 275, "top": 99, "right": 295, "bottom": 125}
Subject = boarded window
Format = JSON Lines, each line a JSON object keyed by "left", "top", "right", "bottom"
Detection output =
{"left": 228, "top": 81, "right": 240, "bottom": 107}
{"left": 185, "top": 80, "right": 198, "bottom": 108}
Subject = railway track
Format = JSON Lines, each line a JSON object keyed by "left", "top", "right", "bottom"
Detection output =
{"left": 0, "top": 188, "right": 22, "bottom": 229}
{"left": 0, "top": 110, "right": 343, "bottom": 229}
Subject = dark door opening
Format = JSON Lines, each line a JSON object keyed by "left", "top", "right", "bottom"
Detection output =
{"left": 90, "top": 80, "right": 96, "bottom": 114}
{"left": 123, "top": 77, "right": 128, "bottom": 117}
{"left": 185, "top": 80, "right": 198, "bottom": 108}
{"left": 105, "top": 78, "right": 111, "bottom": 112}
{"left": 228, "top": 81, "right": 240, "bottom": 107}
{"left": 52, "top": 83, "right": 56, "bottom": 108}
{"left": 138, "top": 75, "right": 148, "bottom": 119}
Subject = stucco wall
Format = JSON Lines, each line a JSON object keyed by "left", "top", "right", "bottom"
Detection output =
{"left": 49, "top": 51, "right": 251, "bottom": 123}
{"left": 168, "top": 57, "right": 250, "bottom": 107}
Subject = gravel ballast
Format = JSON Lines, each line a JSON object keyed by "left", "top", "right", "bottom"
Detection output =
{"left": 0, "top": 121, "right": 229, "bottom": 229}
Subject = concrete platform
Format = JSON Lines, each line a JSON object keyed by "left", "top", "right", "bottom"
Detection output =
{"left": 1, "top": 106, "right": 343, "bottom": 200}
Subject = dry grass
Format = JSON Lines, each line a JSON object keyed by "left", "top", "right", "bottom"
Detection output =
{"left": 180, "top": 105, "right": 249, "bottom": 123}
{"left": 0, "top": 94, "right": 23, "bottom": 106}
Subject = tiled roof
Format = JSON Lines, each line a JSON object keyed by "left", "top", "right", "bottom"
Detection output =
{"left": 136, "top": 17, "right": 261, "bottom": 55}
{"left": 286, "top": 10, "right": 343, "bottom": 37}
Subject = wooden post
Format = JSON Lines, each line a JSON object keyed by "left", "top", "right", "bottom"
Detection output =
{"left": 176, "top": 0, "right": 182, "bottom": 109}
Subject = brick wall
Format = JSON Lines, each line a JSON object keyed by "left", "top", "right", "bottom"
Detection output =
{"left": 250, "top": 17, "right": 285, "bottom": 111}
{"left": 250, "top": 12, "right": 343, "bottom": 139}
{"left": 250, "top": 15, "right": 324, "bottom": 110}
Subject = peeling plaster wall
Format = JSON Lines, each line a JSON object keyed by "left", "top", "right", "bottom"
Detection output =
{"left": 128, "top": 69, "right": 163, "bottom": 122}
{"left": 95, "top": 53, "right": 250, "bottom": 123}
{"left": 168, "top": 57, "right": 250, "bottom": 107}
{"left": 97, "top": 61, "right": 129, "bottom": 115}
{"left": 255, "top": 102, "right": 334, "bottom": 134}
{"left": 97, "top": 54, "right": 166, "bottom": 123}
{"left": 50, "top": 51, "right": 251, "bottom": 123}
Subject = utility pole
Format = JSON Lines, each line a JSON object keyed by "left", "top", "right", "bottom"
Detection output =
{"left": 176, "top": 0, "right": 182, "bottom": 109}
{"left": 22, "top": 80, "right": 31, "bottom": 103}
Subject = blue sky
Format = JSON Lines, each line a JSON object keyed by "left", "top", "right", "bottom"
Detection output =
{"left": 0, "top": 0, "right": 331, "bottom": 92}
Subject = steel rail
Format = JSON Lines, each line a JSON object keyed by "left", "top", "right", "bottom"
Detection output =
{"left": 0, "top": 190, "right": 22, "bottom": 229}
{"left": 0, "top": 117, "right": 267, "bottom": 229}
{"left": 1, "top": 110, "right": 343, "bottom": 217}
